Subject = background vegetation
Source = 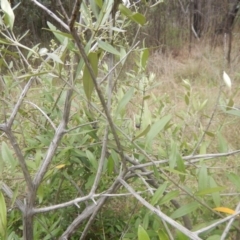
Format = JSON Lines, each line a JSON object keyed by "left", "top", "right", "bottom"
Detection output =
{"left": 1, "top": 0, "right": 240, "bottom": 240}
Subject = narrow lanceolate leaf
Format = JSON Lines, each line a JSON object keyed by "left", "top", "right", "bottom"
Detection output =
{"left": 0, "top": 191, "right": 7, "bottom": 238}
{"left": 170, "top": 202, "right": 199, "bottom": 219}
{"left": 138, "top": 225, "right": 150, "bottom": 240}
{"left": 118, "top": 4, "right": 146, "bottom": 26}
{"left": 213, "top": 207, "right": 235, "bottom": 215}
{"left": 116, "top": 87, "right": 134, "bottom": 116}
{"left": 1, "top": 0, "right": 15, "bottom": 30}
{"left": 159, "top": 190, "right": 179, "bottom": 205}
{"left": 209, "top": 176, "right": 221, "bottom": 207}
{"left": 132, "top": 124, "right": 151, "bottom": 141}
{"left": 83, "top": 52, "right": 98, "bottom": 100}
{"left": 140, "top": 48, "right": 149, "bottom": 70}
{"left": 46, "top": 22, "right": 75, "bottom": 51}
{"left": 198, "top": 164, "right": 208, "bottom": 191}
{"left": 46, "top": 53, "right": 64, "bottom": 64}
{"left": 146, "top": 115, "right": 171, "bottom": 145}
{"left": 97, "top": 40, "right": 120, "bottom": 55}
{"left": 131, "top": 13, "right": 146, "bottom": 26}
{"left": 157, "top": 229, "right": 169, "bottom": 240}
{"left": 169, "top": 140, "right": 177, "bottom": 169}
{"left": 195, "top": 187, "right": 224, "bottom": 196}
{"left": 227, "top": 172, "right": 240, "bottom": 191}
{"left": 1, "top": 141, "right": 16, "bottom": 169}
{"left": 150, "top": 182, "right": 168, "bottom": 205}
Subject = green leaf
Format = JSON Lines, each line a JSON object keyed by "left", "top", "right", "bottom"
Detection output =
{"left": 0, "top": 191, "right": 7, "bottom": 239}
{"left": 227, "top": 172, "right": 240, "bottom": 191}
{"left": 95, "top": 0, "right": 113, "bottom": 27}
{"left": 140, "top": 48, "right": 149, "bottom": 69}
{"left": 225, "top": 109, "right": 240, "bottom": 117}
{"left": 95, "top": 0, "right": 103, "bottom": 8}
{"left": 198, "top": 164, "right": 208, "bottom": 191}
{"left": 146, "top": 115, "right": 171, "bottom": 145}
{"left": 217, "top": 132, "right": 228, "bottom": 153}
{"left": 46, "top": 22, "right": 76, "bottom": 51}
{"left": 195, "top": 187, "right": 224, "bottom": 196}
{"left": 86, "top": 150, "right": 98, "bottom": 171}
{"left": 1, "top": 141, "right": 17, "bottom": 170}
{"left": 37, "top": 184, "right": 44, "bottom": 204}
{"left": 143, "top": 213, "right": 149, "bottom": 230}
{"left": 131, "top": 13, "right": 146, "bottom": 26}
{"left": 116, "top": 87, "right": 134, "bottom": 116}
{"left": 90, "top": 0, "right": 99, "bottom": 18}
{"left": 118, "top": 4, "right": 146, "bottom": 25}
{"left": 150, "top": 182, "right": 168, "bottom": 205}
{"left": 107, "top": 157, "right": 114, "bottom": 175}
{"left": 206, "top": 235, "right": 221, "bottom": 240}
{"left": 226, "top": 98, "right": 234, "bottom": 111}
{"left": 98, "top": 40, "right": 120, "bottom": 55}
{"left": 170, "top": 202, "right": 199, "bottom": 219}
{"left": 209, "top": 176, "right": 221, "bottom": 207}
{"left": 11, "top": 184, "right": 19, "bottom": 208}
{"left": 184, "top": 94, "right": 189, "bottom": 105}
{"left": 138, "top": 225, "right": 150, "bottom": 240}
{"left": 176, "top": 153, "right": 186, "bottom": 181}
{"left": 175, "top": 231, "right": 189, "bottom": 240}
{"left": 118, "top": 4, "right": 133, "bottom": 17}
{"left": 83, "top": 52, "right": 98, "bottom": 100}
{"left": 159, "top": 190, "right": 179, "bottom": 205}
{"left": 157, "top": 229, "right": 169, "bottom": 240}
{"left": 169, "top": 140, "right": 177, "bottom": 169}
{"left": 46, "top": 53, "right": 64, "bottom": 64}
{"left": 205, "top": 131, "right": 215, "bottom": 137}
{"left": 1, "top": 0, "right": 15, "bottom": 30}
{"left": 133, "top": 124, "right": 151, "bottom": 141}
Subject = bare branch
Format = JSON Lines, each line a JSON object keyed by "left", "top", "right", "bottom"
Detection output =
{"left": 221, "top": 203, "right": 240, "bottom": 240}
{"left": 33, "top": 89, "right": 73, "bottom": 188}
{"left": 8, "top": 77, "right": 34, "bottom": 127}
{"left": 194, "top": 209, "right": 240, "bottom": 235}
{"left": 24, "top": 101, "right": 56, "bottom": 130}
{"left": 31, "top": 0, "right": 69, "bottom": 32}
{"left": 90, "top": 127, "right": 109, "bottom": 195}
{"left": 119, "top": 178, "right": 202, "bottom": 240}
{"left": 56, "top": 0, "right": 69, "bottom": 21}
{"left": 69, "top": 0, "right": 82, "bottom": 31}
{"left": 4, "top": 129, "right": 34, "bottom": 193}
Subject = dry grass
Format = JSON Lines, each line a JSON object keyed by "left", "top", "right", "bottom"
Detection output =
{"left": 137, "top": 38, "right": 240, "bottom": 209}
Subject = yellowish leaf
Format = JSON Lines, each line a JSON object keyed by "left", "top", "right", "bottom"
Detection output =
{"left": 213, "top": 207, "right": 235, "bottom": 215}
{"left": 55, "top": 164, "right": 66, "bottom": 169}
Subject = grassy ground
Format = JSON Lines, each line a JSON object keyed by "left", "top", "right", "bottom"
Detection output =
{"left": 145, "top": 37, "right": 240, "bottom": 205}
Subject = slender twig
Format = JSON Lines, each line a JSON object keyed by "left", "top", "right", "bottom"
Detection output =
{"left": 33, "top": 88, "right": 73, "bottom": 188}
{"left": 220, "top": 203, "right": 240, "bottom": 240}
{"left": 24, "top": 101, "right": 56, "bottom": 130}
{"left": 119, "top": 179, "right": 202, "bottom": 240}
{"left": 191, "top": 85, "right": 223, "bottom": 155}
{"left": 69, "top": 0, "right": 82, "bottom": 31}
{"left": 56, "top": 0, "right": 69, "bottom": 21}
{"left": 129, "top": 149, "right": 240, "bottom": 171}
{"left": 31, "top": 0, "right": 69, "bottom": 31}
{"left": 8, "top": 77, "right": 34, "bottom": 127}
{"left": 3, "top": 127, "right": 33, "bottom": 193}
{"left": 194, "top": 210, "right": 240, "bottom": 235}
